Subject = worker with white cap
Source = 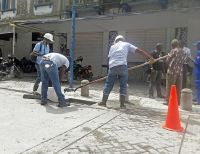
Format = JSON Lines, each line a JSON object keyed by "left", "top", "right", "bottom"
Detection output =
{"left": 98, "top": 35, "right": 154, "bottom": 108}
{"left": 30, "top": 33, "right": 54, "bottom": 93}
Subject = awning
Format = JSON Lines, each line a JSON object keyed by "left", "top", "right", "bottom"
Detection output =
{"left": 13, "top": 16, "right": 114, "bottom": 33}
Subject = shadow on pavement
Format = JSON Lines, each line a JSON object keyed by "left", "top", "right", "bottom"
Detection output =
{"left": 43, "top": 102, "right": 91, "bottom": 114}
{"left": 0, "top": 87, "right": 30, "bottom": 94}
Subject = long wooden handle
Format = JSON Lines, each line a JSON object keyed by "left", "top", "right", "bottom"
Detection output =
{"left": 74, "top": 76, "right": 107, "bottom": 91}
{"left": 74, "top": 55, "right": 169, "bottom": 91}
{"left": 128, "top": 55, "right": 168, "bottom": 71}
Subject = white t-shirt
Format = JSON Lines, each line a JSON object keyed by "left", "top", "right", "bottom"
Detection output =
{"left": 183, "top": 47, "right": 191, "bottom": 57}
{"left": 43, "top": 53, "right": 69, "bottom": 68}
{"left": 183, "top": 47, "right": 191, "bottom": 64}
{"left": 108, "top": 41, "right": 137, "bottom": 68}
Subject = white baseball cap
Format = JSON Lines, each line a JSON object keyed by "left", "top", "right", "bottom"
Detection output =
{"left": 44, "top": 33, "right": 54, "bottom": 42}
{"left": 114, "top": 35, "right": 125, "bottom": 43}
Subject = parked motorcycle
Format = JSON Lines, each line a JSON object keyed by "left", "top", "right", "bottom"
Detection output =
{"left": 73, "top": 56, "right": 93, "bottom": 81}
{"left": 0, "top": 58, "right": 23, "bottom": 80}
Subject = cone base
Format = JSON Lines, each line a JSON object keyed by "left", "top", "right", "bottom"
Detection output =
{"left": 163, "top": 124, "right": 184, "bottom": 132}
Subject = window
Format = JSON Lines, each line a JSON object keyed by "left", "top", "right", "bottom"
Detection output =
{"left": 76, "top": 0, "right": 99, "bottom": 7}
{"left": 2, "top": 0, "right": 15, "bottom": 12}
{"left": 34, "top": 0, "right": 53, "bottom": 10}
{"left": 32, "top": 32, "right": 43, "bottom": 41}
{"left": 34, "top": 0, "right": 53, "bottom": 14}
{"left": 34, "top": 0, "right": 52, "bottom": 6}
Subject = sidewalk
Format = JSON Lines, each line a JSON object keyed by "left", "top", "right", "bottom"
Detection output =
{"left": 0, "top": 79, "right": 200, "bottom": 154}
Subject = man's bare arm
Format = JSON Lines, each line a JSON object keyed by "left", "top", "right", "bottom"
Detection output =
{"left": 135, "top": 48, "right": 152, "bottom": 59}
{"left": 59, "top": 66, "right": 66, "bottom": 81}
{"left": 31, "top": 51, "right": 43, "bottom": 56}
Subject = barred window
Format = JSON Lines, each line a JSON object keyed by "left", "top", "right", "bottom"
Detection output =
{"left": 34, "top": 0, "right": 52, "bottom": 5}
{"left": 2, "top": 0, "right": 15, "bottom": 11}
{"left": 75, "top": 0, "right": 99, "bottom": 6}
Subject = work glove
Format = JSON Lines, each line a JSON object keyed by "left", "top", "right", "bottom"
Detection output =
{"left": 148, "top": 57, "right": 155, "bottom": 64}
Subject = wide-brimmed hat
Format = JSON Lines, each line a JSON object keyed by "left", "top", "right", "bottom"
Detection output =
{"left": 44, "top": 33, "right": 54, "bottom": 42}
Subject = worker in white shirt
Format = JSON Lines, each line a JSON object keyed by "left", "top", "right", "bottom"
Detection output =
{"left": 39, "top": 53, "right": 70, "bottom": 107}
{"left": 98, "top": 35, "right": 154, "bottom": 108}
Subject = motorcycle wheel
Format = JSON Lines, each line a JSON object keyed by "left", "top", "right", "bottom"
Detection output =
{"left": 14, "top": 66, "right": 23, "bottom": 78}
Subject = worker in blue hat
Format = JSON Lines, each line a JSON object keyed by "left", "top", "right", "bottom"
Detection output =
{"left": 194, "top": 40, "right": 200, "bottom": 105}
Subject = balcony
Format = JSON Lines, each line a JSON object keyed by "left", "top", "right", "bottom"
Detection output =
{"left": 100, "top": 0, "right": 200, "bottom": 14}
{"left": 60, "top": 0, "right": 200, "bottom": 18}
{"left": 33, "top": 0, "right": 53, "bottom": 16}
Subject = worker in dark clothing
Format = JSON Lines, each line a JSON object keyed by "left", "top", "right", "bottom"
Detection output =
{"left": 149, "top": 43, "right": 165, "bottom": 98}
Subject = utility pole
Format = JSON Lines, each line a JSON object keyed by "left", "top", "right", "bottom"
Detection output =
{"left": 8, "top": 22, "right": 16, "bottom": 77}
{"left": 69, "top": 0, "right": 76, "bottom": 88}
{"left": 9, "top": 22, "right": 16, "bottom": 58}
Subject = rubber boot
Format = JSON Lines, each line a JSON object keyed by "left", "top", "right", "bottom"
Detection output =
{"left": 98, "top": 95, "right": 108, "bottom": 107}
{"left": 33, "top": 82, "right": 39, "bottom": 92}
{"left": 120, "top": 95, "right": 126, "bottom": 109}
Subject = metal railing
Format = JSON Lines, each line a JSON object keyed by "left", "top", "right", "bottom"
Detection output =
{"left": 59, "top": 0, "right": 200, "bottom": 19}
{"left": 66, "top": 0, "right": 200, "bottom": 15}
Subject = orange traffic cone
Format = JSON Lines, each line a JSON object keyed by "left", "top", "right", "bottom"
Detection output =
{"left": 163, "top": 85, "right": 184, "bottom": 132}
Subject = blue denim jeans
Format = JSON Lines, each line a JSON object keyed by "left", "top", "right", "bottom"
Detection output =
{"left": 195, "top": 80, "right": 200, "bottom": 104}
{"left": 103, "top": 65, "right": 128, "bottom": 96}
{"left": 40, "top": 60, "right": 65, "bottom": 104}
{"left": 194, "top": 72, "right": 200, "bottom": 103}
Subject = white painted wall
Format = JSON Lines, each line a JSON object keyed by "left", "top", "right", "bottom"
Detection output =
{"left": 34, "top": 5, "right": 53, "bottom": 15}
{"left": 39, "top": 9, "right": 197, "bottom": 32}
{"left": 32, "top": 8, "right": 200, "bottom": 50}
{"left": 1, "top": 10, "right": 16, "bottom": 19}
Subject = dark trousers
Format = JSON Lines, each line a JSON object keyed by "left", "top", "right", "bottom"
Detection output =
{"left": 182, "top": 64, "right": 187, "bottom": 89}
{"left": 166, "top": 73, "right": 182, "bottom": 105}
{"left": 33, "top": 63, "right": 41, "bottom": 91}
{"left": 149, "top": 70, "right": 162, "bottom": 97}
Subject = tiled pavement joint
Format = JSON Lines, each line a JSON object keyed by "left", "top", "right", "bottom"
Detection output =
{"left": 20, "top": 111, "right": 109, "bottom": 154}
{"left": 56, "top": 112, "right": 123, "bottom": 153}
{"left": 21, "top": 111, "right": 122, "bottom": 154}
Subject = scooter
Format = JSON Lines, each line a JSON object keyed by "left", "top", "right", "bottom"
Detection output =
{"left": 0, "top": 58, "right": 23, "bottom": 80}
{"left": 73, "top": 56, "right": 93, "bottom": 81}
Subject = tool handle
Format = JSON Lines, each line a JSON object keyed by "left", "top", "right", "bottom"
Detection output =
{"left": 128, "top": 55, "right": 169, "bottom": 71}
{"left": 74, "top": 76, "right": 107, "bottom": 92}
{"left": 74, "top": 55, "right": 169, "bottom": 92}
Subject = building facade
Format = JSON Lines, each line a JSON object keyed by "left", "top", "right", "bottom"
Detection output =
{"left": 0, "top": 0, "right": 200, "bottom": 80}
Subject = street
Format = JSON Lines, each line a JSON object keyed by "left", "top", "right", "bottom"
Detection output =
{"left": 0, "top": 79, "right": 200, "bottom": 154}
